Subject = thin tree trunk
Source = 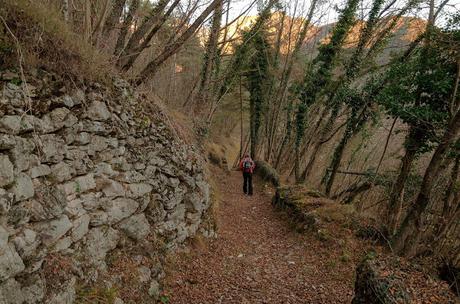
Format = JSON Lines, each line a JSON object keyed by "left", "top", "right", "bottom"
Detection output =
{"left": 239, "top": 76, "right": 244, "bottom": 159}
{"left": 375, "top": 118, "right": 397, "bottom": 175}
{"left": 136, "top": 0, "right": 222, "bottom": 86}
{"left": 119, "top": 0, "right": 181, "bottom": 70}
{"left": 123, "top": 0, "right": 169, "bottom": 52}
{"left": 102, "top": 0, "right": 126, "bottom": 39}
{"left": 442, "top": 154, "right": 460, "bottom": 219}
{"left": 114, "top": 0, "right": 140, "bottom": 57}
{"left": 274, "top": 99, "right": 294, "bottom": 169}
{"left": 92, "top": 0, "right": 112, "bottom": 47}
{"left": 300, "top": 106, "right": 337, "bottom": 181}
{"left": 84, "top": 0, "right": 92, "bottom": 42}
{"left": 62, "top": 0, "right": 70, "bottom": 22}
{"left": 386, "top": 127, "right": 422, "bottom": 235}
{"left": 267, "top": 0, "right": 319, "bottom": 164}
{"left": 323, "top": 122, "right": 354, "bottom": 196}
{"left": 196, "top": 0, "right": 223, "bottom": 111}
{"left": 393, "top": 110, "right": 460, "bottom": 256}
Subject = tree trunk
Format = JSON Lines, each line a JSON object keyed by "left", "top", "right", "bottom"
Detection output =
{"left": 196, "top": 0, "right": 223, "bottom": 111}
{"left": 114, "top": 0, "right": 140, "bottom": 56}
{"left": 92, "top": 0, "right": 112, "bottom": 47}
{"left": 386, "top": 127, "right": 423, "bottom": 236}
{"left": 102, "top": 0, "right": 126, "bottom": 39}
{"left": 136, "top": 0, "right": 222, "bottom": 86}
{"left": 84, "top": 0, "right": 92, "bottom": 42}
{"left": 300, "top": 106, "right": 338, "bottom": 181}
{"left": 119, "top": 0, "right": 180, "bottom": 70}
{"left": 62, "top": 0, "right": 70, "bottom": 22}
{"left": 267, "top": 0, "right": 319, "bottom": 165}
{"left": 323, "top": 122, "right": 354, "bottom": 196}
{"left": 393, "top": 110, "right": 460, "bottom": 257}
{"left": 442, "top": 154, "right": 460, "bottom": 220}
{"left": 239, "top": 76, "right": 244, "bottom": 160}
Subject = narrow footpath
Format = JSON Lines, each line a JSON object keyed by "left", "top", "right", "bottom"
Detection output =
{"left": 163, "top": 168, "right": 357, "bottom": 303}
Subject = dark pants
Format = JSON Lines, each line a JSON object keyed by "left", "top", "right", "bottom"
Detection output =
{"left": 243, "top": 172, "right": 253, "bottom": 195}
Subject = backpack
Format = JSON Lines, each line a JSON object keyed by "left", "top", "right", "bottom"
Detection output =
{"left": 243, "top": 160, "right": 252, "bottom": 172}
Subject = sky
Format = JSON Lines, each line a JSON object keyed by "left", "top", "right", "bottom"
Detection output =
{"left": 227, "top": 0, "right": 460, "bottom": 27}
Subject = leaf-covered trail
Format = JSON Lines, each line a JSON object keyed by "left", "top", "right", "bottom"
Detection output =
{"left": 163, "top": 168, "right": 357, "bottom": 303}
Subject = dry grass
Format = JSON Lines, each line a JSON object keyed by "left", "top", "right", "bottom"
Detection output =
{"left": 0, "top": 0, "right": 114, "bottom": 83}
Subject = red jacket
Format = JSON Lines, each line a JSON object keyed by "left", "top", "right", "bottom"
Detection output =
{"left": 239, "top": 157, "right": 256, "bottom": 174}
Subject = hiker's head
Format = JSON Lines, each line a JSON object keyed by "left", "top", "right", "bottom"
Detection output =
{"left": 244, "top": 154, "right": 249, "bottom": 158}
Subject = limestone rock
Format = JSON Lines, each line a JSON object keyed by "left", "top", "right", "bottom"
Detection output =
{"left": 71, "top": 89, "right": 85, "bottom": 106}
{"left": 0, "top": 244, "right": 25, "bottom": 281}
{"left": 89, "top": 135, "right": 108, "bottom": 152}
{"left": 29, "top": 186, "right": 66, "bottom": 221}
{"left": 62, "top": 174, "right": 96, "bottom": 196}
{"left": 38, "top": 135, "right": 66, "bottom": 164}
{"left": 0, "top": 155, "right": 14, "bottom": 187}
{"left": 101, "top": 179, "right": 125, "bottom": 198}
{"left": 0, "top": 134, "right": 15, "bottom": 149}
{"left": 84, "top": 227, "right": 119, "bottom": 264}
{"left": 50, "top": 162, "right": 75, "bottom": 183}
{"left": 65, "top": 198, "right": 86, "bottom": 218}
{"left": 114, "top": 298, "right": 125, "bottom": 304}
{"left": 22, "top": 275, "right": 45, "bottom": 303}
{"left": 37, "top": 215, "right": 72, "bottom": 246}
{"left": 9, "top": 138, "right": 38, "bottom": 172}
{"left": 0, "top": 225, "right": 8, "bottom": 248}
{"left": 94, "top": 162, "right": 117, "bottom": 177}
{"left": 102, "top": 198, "right": 139, "bottom": 224}
{"left": 0, "top": 189, "right": 14, "bottom": 215}
{"left": 137, "top": 266, "right": 151, "bottom": 283}
{"left": 71, "top": 214, "right": 90, "bottom": 242}
{"left": 48, "top": 277, "right": 76, "bottom": 304}
{"left": 118, "top": 214, "right": 150, "bottom": 241}
{"left": 12, "top": 173, "right": 34, "bottom": 202}
{"left": 88, "top": 101, "right": 111, "bottom": 121}
{"left": 0, "top": 279, "right": 25, "bottom": 304}
{"left": 128, "top": 183, "right": 152, "bottom": 198}
{"left": 41, "top": 108, "right": 71, "bottom": 132}
{"left": 186, "top": 193, "right": 206, "bottom": 213}
{"left": 0, "top": 116, "right": 21, "bottom": 134}
{"left": 148, "top": 280, "right": 160, "bottom": 299}
{"left": 80, "top": 193, "right": 101, "bottom": 211}
{"left": 29, "top": 164, "right": 51, "bottom": 178}
{"left": 74, "top": 132, "right": 91, "bottom": 145}
{"left": 12, "top": 229, "right": 39, "bottom": 258}
{"left": 89, "top": 211, "right": 108, "bottom": 227}
{"left": 53, "top": 237, "right": 72, "bottom": 252}
{"left": 62, "top": 95, "right": 75, "bottom": 108}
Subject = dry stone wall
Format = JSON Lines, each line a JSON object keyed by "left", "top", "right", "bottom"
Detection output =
{"left": 0, "top": 70, "right": 211, "bottom": 303}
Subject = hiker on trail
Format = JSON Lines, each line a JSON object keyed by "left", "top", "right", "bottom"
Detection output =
{"left": 239, "top": 154, "right": 255, "bottom": 196}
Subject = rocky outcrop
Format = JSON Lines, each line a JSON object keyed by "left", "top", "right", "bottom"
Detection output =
{"left": 0, "top": 70, "right": 211, "bottom": 303}
{"left": 352, "top": 254, "right": 459, "bottom": 304}
{"left": 352, "top": 256, "right": 410, "bottom": 304}
{"left": 272, "top": 185, "right": 330, "bottom": 232}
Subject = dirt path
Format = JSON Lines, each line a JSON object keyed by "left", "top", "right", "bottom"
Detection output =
{"left": 163, "top": 169, "right": 356, "bottom": 303}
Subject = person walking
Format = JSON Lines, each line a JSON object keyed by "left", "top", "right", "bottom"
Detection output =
{"left": 239, "top": 154, "right": 255, "bottom": 195}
